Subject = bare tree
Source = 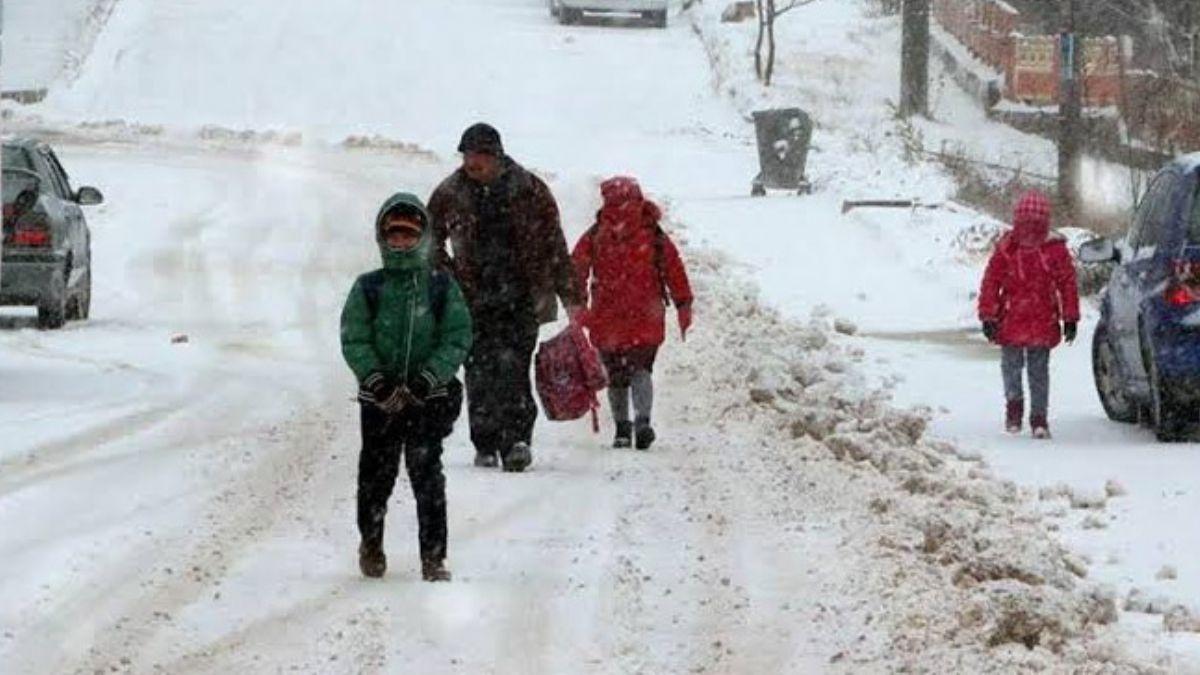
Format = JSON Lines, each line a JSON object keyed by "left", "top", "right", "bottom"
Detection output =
{"left": 754, "top": 0, "right": 820, "bottom": 86}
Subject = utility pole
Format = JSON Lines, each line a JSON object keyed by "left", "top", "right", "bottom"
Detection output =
{"left": 1058, "top": 0, "right": 1083, "bottom": 222}
{"left": 900, "top": 0, "right": 930, "bottom": 117}
{"left": 1192, "top": 0, "right": 1200, "bottom": 81}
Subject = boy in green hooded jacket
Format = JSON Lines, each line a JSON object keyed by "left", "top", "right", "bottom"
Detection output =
{"left": 340, "top": 192, "right": 473, "bottom": 582}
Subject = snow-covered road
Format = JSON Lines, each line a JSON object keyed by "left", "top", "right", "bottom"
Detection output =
{"left": 1, "top": 1, "right": 880, "bottom": 671}
{"left": 4, "top": 0, "right": 1200, "bottom": 671}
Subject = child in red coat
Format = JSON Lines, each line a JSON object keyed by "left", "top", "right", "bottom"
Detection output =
{"left": 978, "top": 190, "right": 1080, "bottom": 438}
{"left": 572, "top": 177, "right": 693, "bottom": 449}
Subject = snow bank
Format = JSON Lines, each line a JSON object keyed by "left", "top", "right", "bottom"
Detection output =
{"left": 665, "top": 210, "right": 1156, "bottom": 668}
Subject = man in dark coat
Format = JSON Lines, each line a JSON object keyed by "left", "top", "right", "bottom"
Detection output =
{"left": 428, "top": 123, "right": 585, "bottom": 472}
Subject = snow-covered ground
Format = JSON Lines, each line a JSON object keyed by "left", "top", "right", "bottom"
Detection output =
{"left": 2, "top": 0, "right": 1199, "bottom": 671}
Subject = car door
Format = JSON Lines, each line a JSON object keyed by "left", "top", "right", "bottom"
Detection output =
{"left": 41, "top": 148, "right": 87, "bottom": 286}
{"left": 1110, "top": 171, "right": 1173, "bottom": 384}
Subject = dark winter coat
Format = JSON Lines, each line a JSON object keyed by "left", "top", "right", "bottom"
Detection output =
{"left": 978, "top": 192, "right": 1080, "bottom": 348}
{"left": 427, "top": 157, "right": 583, "bottom": 324}
{"left": 340, "top": 192, "right": 473, "bottom": 389}
{"left": 571, "top": 178, "right": 693, "bottom": 352}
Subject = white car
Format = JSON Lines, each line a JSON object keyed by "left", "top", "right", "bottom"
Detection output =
{"left": 550, "top": 0, "right": 669, "bottom": 28}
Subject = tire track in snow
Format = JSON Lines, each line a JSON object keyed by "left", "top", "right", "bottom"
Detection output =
{"left": 52, "top": 401, "right": 343, "bottom": 674}
{"left": 0, "top": 401, "right": 181, "bottom": 498}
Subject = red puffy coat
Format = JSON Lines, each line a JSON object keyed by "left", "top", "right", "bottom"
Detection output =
{"left": 572, "top": 177, "right": 693, "bottom": 352}
{"left": 978, "top": 191, "right": 1080, "bottom": 348}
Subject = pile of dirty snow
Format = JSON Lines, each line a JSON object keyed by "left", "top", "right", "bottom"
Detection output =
{"left": 663, "top": 211, "right": 1167, "bottom": 670}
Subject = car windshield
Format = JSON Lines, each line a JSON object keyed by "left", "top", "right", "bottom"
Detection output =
{"left": 2, "top": 145, "right": 34, "bottom": 172}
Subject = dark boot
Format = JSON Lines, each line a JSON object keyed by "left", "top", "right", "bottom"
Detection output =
{"left": 1030, "top": 412, "right": 1050, "bottom": 439}
{"left": 613, "top": 421, "right": 633, "bottom": 448}
{"left": 503, "top": 442, "right": 532, "bottom": 473}
{"left": 422, "top": 558, "right": 452, "bottom": 582}
{"left": 473, "top": 451, "right": 498, "bottom": 468}
{"left": 634, "top": 417, "right": 655, "bottom": 450}
{"left": 359, "top": 539, "right": 386, "bottom": 579}
{"left": 1005, "top": 399, "right": 1023, "bottom": 434}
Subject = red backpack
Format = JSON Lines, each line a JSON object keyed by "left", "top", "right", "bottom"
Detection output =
{"left": 535, "top": 325, "right": 608, "bottom": 431}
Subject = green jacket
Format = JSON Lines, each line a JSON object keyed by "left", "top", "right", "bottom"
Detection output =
{"left": 340, "top": 193, "right": 473, "bottom": 387}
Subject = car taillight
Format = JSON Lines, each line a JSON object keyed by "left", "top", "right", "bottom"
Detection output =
{"left": 5, "top": 215, "right": 51, "bottom": 248}
{"left": 10, "top": 227, "right": 50, "bottom": 247}
{"left": 1167, "top": 259, "right": 1200, "bottom": 307}
{"left": 1166, "top": 283, "right": 1195, "bottom": 307}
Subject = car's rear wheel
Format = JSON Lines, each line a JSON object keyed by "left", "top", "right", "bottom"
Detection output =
{"left": 549, "top": 0, "right": 559, "bottom": 17}
{"left": 38, "top": 269, "right": 67, "bottom": 330}
{"left": 560, "top": 7, "right": 582, "bottom": 24}
{"left": 1093, "top": 325, "right": 1137, "bottom": 423}
{"left": 653, "top": 9, "right": 668, "bottom": 28}
{"left": 1148, "top": 348, "right": 1191, "bottom": 442}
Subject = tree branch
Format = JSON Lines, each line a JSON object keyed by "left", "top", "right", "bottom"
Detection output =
{"left": 773, "top": 0, "right": 818, "bottom": 18}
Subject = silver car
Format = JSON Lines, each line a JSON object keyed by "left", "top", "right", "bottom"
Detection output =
{"left": 1, "top": 139, "right": 102, "bottom": 329}
{"left": 550, "top": 0, "right": 669, "bottom": 27}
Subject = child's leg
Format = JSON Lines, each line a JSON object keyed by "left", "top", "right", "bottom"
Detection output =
{"left": 358, "top": 406, "right": 404, "bottom": 546}
{"left": 1000, "top": 346, "right": 1025, "bottom": 401}
{"left": 601, "top": 351, "right": 632, "bottom": 424}
{"left": 404, "top": 435, "right": 447, "bottom": 565}
{"left": 1027, "top": 347, "right": 1051, "bottom": 419}
{"left": 607, "top": 385, "right": 631, "bottom": 423}
{"left": 631, "top": 369, "right": 654, "bottom": 423}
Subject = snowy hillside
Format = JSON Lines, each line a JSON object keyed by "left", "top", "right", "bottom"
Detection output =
{"left": 2, "top": 0, "right": 1199, "bottom": 672}
{"left": 2, "top": 0, "right": 115, "bottom": 91}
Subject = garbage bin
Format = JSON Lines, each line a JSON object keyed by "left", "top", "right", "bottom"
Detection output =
{"left": 750, "top": 108, "right": 813, "bottom": 196}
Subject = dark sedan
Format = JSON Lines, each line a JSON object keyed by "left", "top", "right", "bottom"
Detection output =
{"left": 2, "top": 139, "right": 103, "bottom": 329}
{"left": 1081, "top": 152, "right": 1200, "bottom": 440}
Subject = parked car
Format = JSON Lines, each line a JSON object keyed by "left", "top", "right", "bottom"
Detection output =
{"left": 549, "top": 0, "right": 669, "bottom": 28}
{"left": 1, "top": 139, "right": 102, "bottom": 329}
{"left": 1080, "top": 152, "right": 1200, "bottom": 440}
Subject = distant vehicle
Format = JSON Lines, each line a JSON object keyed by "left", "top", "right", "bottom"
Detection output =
{"left": 1080, "top": 152, "right": 1200, "bottom": 441}
{"left": 549, "top": 0, "right": 669, "bottom": 28}
{"left": 1, "top": 139, "right": 103, "bottom": 329}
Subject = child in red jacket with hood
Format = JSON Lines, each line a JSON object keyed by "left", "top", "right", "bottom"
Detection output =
{"left": 572, "top": 176, "right": 693, "bottom": 449}
{"left": 978, "top": 190, "right": 1080, "bottom": 438}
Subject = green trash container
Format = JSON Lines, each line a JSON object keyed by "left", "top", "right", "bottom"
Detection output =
{"left": 751, "top": 108, "right": 813, "bottom": 196}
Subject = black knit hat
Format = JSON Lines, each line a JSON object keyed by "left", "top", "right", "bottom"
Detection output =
{"left": 457, "top": 123, "right": 504, "bottom": 156}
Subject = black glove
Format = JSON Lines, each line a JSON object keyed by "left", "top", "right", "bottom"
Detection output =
{"left": 1063, "top": 321, "right": 1077, "bottom": 344}
{"left": 406, "top": 370, "right": 439, "bottom": 404}
{"left": 981, "top": 320, "right": 999, "bottom": 343}
{"left": 364, "top": 372, "right": 406, "bottom": 414}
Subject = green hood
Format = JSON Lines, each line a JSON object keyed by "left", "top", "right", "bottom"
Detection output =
{"left": 375, "top": 192, "right": 433, "bottom": 271}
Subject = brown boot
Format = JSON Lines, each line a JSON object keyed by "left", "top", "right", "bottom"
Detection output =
{"left": 359, "top": 540, "right": 386, "bottom": 579}
{"left": 1030, "top": 413, "right": 1050, "bottom": 439}
{"left": 422, "top": 559, "right": 451, "bottom": 582}
{"left": 1005, "top": 399, "right": 1023, "bottom": 434}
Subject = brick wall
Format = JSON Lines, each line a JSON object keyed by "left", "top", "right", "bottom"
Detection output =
{"left": 932, "top": 0, "right": 1198, "bottom": 152}
{"left": 933, "top": 0, "right": 1119, "bottom": 107}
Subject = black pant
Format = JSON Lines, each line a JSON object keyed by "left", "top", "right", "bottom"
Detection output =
{"left": 465, "top": 313, "right": 540, "bottom": 458}
{"left": 357, "top": 404, "right": 447, "bottom": 563}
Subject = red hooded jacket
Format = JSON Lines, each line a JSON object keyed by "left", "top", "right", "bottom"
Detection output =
{"left": 572, "top": 177, "right": 693, "bottom": 352}
{"left": 978, "top": 191, "right": 1080, "bottom": 348}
